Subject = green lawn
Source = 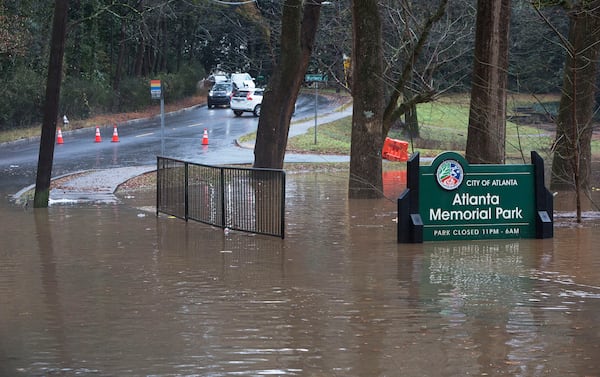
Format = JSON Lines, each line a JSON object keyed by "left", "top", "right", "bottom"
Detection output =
{"left": 286, "top": 94, "right": 599, "bottom": 161}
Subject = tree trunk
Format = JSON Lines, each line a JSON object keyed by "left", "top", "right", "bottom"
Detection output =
{"left": 253, "top": 0, "right": 323, "bottom": 169}
{"left": 550, "top": 5, "right": 600, "bottom": 193}
{"left": 33, "top": 0, "right": 69, "bottom": 208}
{"left": 404, "top": 88, "right": 419, "bottom": 139}
{"left": 112, "top": 21, "right": 126, "bottom": 110}
{"left": 465, "top": 0, "right": 511, "bottom": 164}
{"left": 349, "top": 0, "right": 384, "bottom": 199}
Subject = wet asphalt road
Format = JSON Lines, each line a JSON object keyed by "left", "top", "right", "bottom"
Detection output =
{"left": 0, "top": 94, "right": 352, "bottom": 198}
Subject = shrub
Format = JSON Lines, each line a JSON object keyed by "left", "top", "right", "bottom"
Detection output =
{"left": 60, "top": 76, "right": 112, "bottom": 119}
{"left": 117, "top": 77, "right": 152, "bottom": 112}
{"left": 0, "top": 66, "right": 44, "bottom": 130}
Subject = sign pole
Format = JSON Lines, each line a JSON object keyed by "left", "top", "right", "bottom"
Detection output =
{"left": 150, "top": 79, "right": 164, "bottom": 155}
{"left": 305, "top": 74, "right": 327, "bottom": 145}
{"left": 314, "top": 82, "right": 318, "bottom": 144}
{"left": 160, "top": 93, "right": 165, "bottom": 155}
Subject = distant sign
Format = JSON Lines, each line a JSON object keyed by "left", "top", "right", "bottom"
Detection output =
{"left": 305, "top": 74, "right": 327, "bottom": 83}
{"left": 398, "top": 151, "right": 553, "bottom": 243}
{"left": 150, "top": 79, "right": 161, "bottom": 99}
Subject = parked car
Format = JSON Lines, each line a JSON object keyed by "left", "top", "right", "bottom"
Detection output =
{"left": 207, "top": 82, "right": 234, "bottom": 108}
{"left": 230, "top": 72, "right": 255, "bottom": 90}
{"left": 230, "top": 88, "right": 264, "bottom": 117}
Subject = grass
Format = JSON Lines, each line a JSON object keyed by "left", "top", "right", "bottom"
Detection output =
{"left": 0, "top": 126, "right": 42, "bottom": 143}
{"left": 285, "top": 93, "right": 599, "bottom": 161}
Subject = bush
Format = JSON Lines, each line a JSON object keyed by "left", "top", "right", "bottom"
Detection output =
{"left": 0, "top": 64, "right": 207, "bottom": 131}
{"left": 117, "top": 77, "right": 153, "bottom": 112}
{"left": 60, "top": 76, "right": 112, "bottom": 119}
{"left": 155, "top": 63, "right": 206, "bottom": 101}
{"left": 0, "top": 66, "right": 44, "bottom": 131}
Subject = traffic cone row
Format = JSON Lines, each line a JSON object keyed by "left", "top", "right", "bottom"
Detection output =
{"left": 54, "top": 124, "right": 224, "bottom": 146}
{"left": 55, "top": 124, "right": 210, "bottom": 146}
{"left": 88, "top": 124, "right": 120, "bottom": 143}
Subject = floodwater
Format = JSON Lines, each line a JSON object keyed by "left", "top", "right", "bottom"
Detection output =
{"left": 1, "top": 172, "right": 600, "bottom": 377}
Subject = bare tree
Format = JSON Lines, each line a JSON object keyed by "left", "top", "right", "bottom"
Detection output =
{"left": 465, "top": 0, "right": 512, "bottom": 164}
{"left": 380, "top": 0, "right": 451, "bottom": 139}
{"left": 253, "top": 0, "right": 323, "bottom": 169}
{"left": 33, "top": 0, "right": 69, "bottom": 208}
{"left": 348, "top": 0, "right": 385, "bottom": 198}
{"left": 540, "top": 1, "right": 600, "bottom": 221}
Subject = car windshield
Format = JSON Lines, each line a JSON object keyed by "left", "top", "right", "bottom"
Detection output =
{"left": 213, "top": 83, "right": 229, "bottom": 90}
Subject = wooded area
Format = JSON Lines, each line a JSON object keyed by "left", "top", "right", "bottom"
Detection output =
{"left": 0, "top": 0, "right": 574, "bottom": 132}
{"left": 1, "top": 0, "right": 598, "bottom": 210}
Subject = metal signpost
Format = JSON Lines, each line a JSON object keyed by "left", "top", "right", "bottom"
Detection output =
{"left": 304, "top": 74, "right": 327, "bottom": 144}
{"left": 151, "top": 80, "right": 164, "bottom": 155}
{"left": 398, "top": 151, "right": 553, "bottom": 243}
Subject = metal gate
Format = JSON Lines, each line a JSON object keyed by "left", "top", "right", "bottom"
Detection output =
{"left": 157, "top": 157, "right": 286, "bottom": 238}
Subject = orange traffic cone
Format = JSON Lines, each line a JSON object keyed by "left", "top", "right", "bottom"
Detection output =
{"left": 111, "top": 124, "right": 120, "bottom": 142}
{"left": 202, "top": 128, "right": 209, "bottom": 145}
{"left": 94, "top": 126, "right": 102, "bottom": 143}
{"left": 56, "top": 127, "right": 64, "bottom": 144}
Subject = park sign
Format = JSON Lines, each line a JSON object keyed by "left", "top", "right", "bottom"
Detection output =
{"left": 397, "top": 151, "right": 553, "bottom": 243}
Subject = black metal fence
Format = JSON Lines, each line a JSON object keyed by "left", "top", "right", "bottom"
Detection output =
{"left": 157, "top": 157, "right": 286, "bottom": 238}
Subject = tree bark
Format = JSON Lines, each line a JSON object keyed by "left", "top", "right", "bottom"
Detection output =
{"left": 349, "top": 0, "right": 384, "bottom": 199}
{"left": 465, "top": 0, "right": 511, "bottom": 164}
{"left": 33, "top": 0, "right": 69, "bottom": 208}
{"left": 550, "top": 4, "right": 600, "bottom": 193}
{"left": 253, "top": 0, "right": 323, "bottom": 169}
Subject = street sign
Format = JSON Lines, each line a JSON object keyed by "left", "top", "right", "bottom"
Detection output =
{"left": 305, "top": 74, "right": 327, "bottom": 83}
{"left": 150, "top": 79, "right": 161, "bottom": 99}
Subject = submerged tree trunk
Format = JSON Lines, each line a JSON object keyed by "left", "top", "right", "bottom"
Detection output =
{"left": 349, "top": 0, "right": 384, "bottom": 199}
{"left": 550, "top": 4, "right": 600, "bottom": 222}
{"left": 550, "top": 6, "right": 600, "bottom": 193}
{"left": 465, "top": 0, "right": 511, "bottom": 164}
{"left": 253, "top": 0, "right": 323, "bottom": 169}
{"left": 33, "top": 0, "right": 69, "bottom": 208}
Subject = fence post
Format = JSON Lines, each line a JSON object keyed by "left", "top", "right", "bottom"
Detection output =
{"left": 184, "top": 162, "right": 189, "bottom": 221}
{"left": 156, "top": 156, "right": 160, "bottom": 217}
{"left": 220, "top": 168, "right": 226, "bottom": 228}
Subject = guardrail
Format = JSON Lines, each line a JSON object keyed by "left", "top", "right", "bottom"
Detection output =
{"left": 157, "top": 157, "right": 286, "bottom": 238}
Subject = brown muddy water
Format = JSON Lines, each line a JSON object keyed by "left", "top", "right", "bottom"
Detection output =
{"left": 1, "top": 172, "right": 600, "bottom": 376}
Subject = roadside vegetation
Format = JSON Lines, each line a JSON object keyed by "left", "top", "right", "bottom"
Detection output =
{"left": 0, "top": 94, "right": 207, "bottom": 144}
{"left": 252, "top": 93, "right": 598, "bottom": 162}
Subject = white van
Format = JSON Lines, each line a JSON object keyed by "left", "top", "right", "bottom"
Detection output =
{"left": 230, "top": 73, "right": 255, "bottom": 90}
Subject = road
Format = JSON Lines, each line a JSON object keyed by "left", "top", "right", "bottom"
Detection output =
{"left": 0, "top": 93, "right": 351, "bottom": 195}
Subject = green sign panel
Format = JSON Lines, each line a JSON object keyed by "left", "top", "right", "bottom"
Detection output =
{"left": 305, "top": 74, "right": 327, "bottom": 82}
{"left": 397, "top": 151, "right": 553, "bottom": 243}
{"left": 420, "top": 152, "right": 535, "bottom": 241}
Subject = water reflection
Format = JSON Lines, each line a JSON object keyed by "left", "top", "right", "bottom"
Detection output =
{"left": 1, "top": 172, "right": 599, "bottom": 376}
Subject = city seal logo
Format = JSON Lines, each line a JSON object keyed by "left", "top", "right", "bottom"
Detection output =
{"left": 436, "top": 159, "right": 464, "bottom": 190}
